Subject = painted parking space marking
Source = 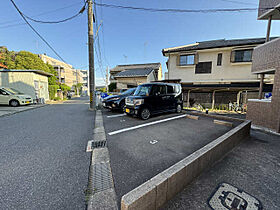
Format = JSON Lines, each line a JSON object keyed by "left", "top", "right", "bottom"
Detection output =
{"left": 208, "top": 183, "right": 262, "bottom": 210}
{"left": 149, "top": 140, "right": 158, "bottom": 145}
{"left": 108, "top": 114, "right": 187, "bottom": 136}
{"left": 107, "top": 113, "right": 126, "bottom": 118}
{"left": 86, "top": 140, "right": 93, "bottom": 152}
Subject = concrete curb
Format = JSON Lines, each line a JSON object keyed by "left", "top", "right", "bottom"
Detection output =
{"left": 0, "top": 104, "right": 48, "bottom": 118}
{"left": 185, "top": 114, "right": 199, "bottom": 120}
{"left": 87, "top": 110, "right": 118, "bottom": 210}
{"left": 213, "top": 119, "right": 233, "bottom": 127}
{"left": 121, "top": 120, "right": 251, "bottom": 210}
{"left": 183, "top": 110, "right": 244, "bottom": 122}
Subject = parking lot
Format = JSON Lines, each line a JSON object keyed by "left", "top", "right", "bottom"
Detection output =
{"left": 102, "top": 109, "right": 241, "bottom": 206}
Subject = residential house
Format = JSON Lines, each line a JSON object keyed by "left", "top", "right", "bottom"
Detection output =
{"left": 246, "top": 0, "right": 280, "bottom": 133}
{"left": 0, "top": 69, "right": 52, "bottom": 101}
{"left": 39, "top": 54, "right": 83, "bottom": 89}
{"left": 110, "top": 63, "right": 162, "bottom": 91}
{"left": 77, "top": 69, "right": 89, "bottom": 95}
{"left": 162, "top": 38, "right": 274, "bottom": 108}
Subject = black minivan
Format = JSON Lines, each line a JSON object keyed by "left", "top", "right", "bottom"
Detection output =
{"left": 125, "top": 83, "right": 183, "bottom": 120}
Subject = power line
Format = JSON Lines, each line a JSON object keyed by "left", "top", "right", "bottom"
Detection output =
{"left": 219, "top": 0, "right": 257, "bottom": 6}
{"left": 0, "top": 2, "right": 83, "bottom": 26}
{"left": 99, "top": 0, "right": 110, "bottom": 68}
{"left": 94, "top": 2, "right": 272, "bottom": 13}
{"left": 9, "top": 0, "right": 67, "bottom": 63}
{"left": 20, "top": 3, "right": 86, "bottom": 24}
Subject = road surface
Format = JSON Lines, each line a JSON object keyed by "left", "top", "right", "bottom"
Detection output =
{"left": 0, "top": 97, "right": 93, "bottom": 210}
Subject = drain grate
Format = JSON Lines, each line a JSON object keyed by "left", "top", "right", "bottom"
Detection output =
{"left": 91, "top": 162, "right": 113, "bottom": 193}
{"left": 92, "top": 140, "right": 107, "bottom": 149}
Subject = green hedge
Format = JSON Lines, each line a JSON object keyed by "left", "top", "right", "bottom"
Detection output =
{"left": 49, "top": 85, "right": 59, "bottom": 100}
{"left": 108, "top": 83, "right": 116, "bottom": 92}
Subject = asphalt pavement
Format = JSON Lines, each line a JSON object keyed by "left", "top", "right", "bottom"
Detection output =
{"left": 102, "top": 109, "right": 237, "bottom": 207}
{"left": 162, "top": 129, "right": 280, "bottom": 210}
{"left": 0, "top": 97, "right": 94, "bottom": 210}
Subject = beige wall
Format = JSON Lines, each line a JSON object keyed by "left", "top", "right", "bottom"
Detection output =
{"left": 116, "top": 77, "right": 148, "bottom": 89}
{"left": 166, "top": 47, "right": 264, "bottom": 84}
{"left": 158, "top": 65, "right": 163, "bottom": 80}
{"left": 0, "top": 72, "right": 49, "bottom": 100}
{"left": 40, "top": 54, "right": 83, "bottom": 88}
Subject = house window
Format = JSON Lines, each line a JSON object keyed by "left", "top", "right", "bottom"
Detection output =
{"left": 232, "top": 49, "right": 253, "bottom": 62}
{"left": 179, "top": 54, "right": 195, "bottom": 66}
{"left": 195, "top": 62, "right": 212, "bottom": 74}
{"left": 217, "top": 53, "right": 222, "bottom": 66}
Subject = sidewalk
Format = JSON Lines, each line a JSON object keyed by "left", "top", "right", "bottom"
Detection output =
{"left": 0, "top": 104, "right": 48, "bottom": 118}
{"left": 162, "top": 129, "right": 280, "bottom": 210}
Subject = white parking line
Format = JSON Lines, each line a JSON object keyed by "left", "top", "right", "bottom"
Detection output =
{"left": 108, "top": 114, "right": 187, "bottom": 136}
{"left": 107, "top": 113, "right": 126, "bottom": 118}
{"left": 86, "top": 140, "right": 93, "bottom": 152}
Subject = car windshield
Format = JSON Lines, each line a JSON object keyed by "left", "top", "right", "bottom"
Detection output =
{"left": 134, "top": 85, "right": 152, "bottom": 96}
{"left": 2, "top": 88, "right": 22, "bottom": 95}
{"left": 122, "top": 88, "right": 136, "bottom": 95}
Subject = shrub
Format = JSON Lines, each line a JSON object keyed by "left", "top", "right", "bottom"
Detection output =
{"left": 108, "top": 83, "right": 116, "bottom": 92}
{"left": 49, "top": 85, "right": 59, "bottom": 100}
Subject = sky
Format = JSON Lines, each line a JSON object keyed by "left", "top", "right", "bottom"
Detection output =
{"left": 1, "top": 0, "right": 280, "bottom": 86}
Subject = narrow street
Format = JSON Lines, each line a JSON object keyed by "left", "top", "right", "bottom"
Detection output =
{"left": 0, "top": 97, "right": 93, "bottom": 210}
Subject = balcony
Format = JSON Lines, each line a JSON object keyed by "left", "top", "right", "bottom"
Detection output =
{"left": 258, "top": 0, "right": 280, "bottom": 20}
{"left": 252, "top": 37, "right": 280, "bottom": 74}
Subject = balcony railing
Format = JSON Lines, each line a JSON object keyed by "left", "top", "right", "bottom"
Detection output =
{"left": 258, "top": 0, "right": 280, "bottom": 19}
{"left": 252, "top": 37, "right": 280, "bottom": 73}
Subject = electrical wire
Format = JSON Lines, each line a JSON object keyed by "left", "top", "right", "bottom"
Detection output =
{"left": 219, "top": 0, "right": 257, "bottom": 6}
{"left": 93, "top": 2, "right": 273, "bottom": 13}
{"left": 10, "top": 0, "right": 67, "bottom": 63}
{"left": 0, "top": 2, "right": 83, "bottom": 26}
{"left": 22, "top": 3, "right": 86, "bottom": 24}
{"left": 93, "top": 0, "right": 106, "bottom": 82}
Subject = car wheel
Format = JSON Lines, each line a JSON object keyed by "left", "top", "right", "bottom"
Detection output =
{"left": 176, "top": 104, "right": 182, "bottom": 113}
{"left": 10, "top": 100, "right": 20, "bottom": 107}
{"left": 120, "top": 102, "right": 125, "bottom": 112}
{"left": 140, "top": 108, "right": 150, "bottom": 120}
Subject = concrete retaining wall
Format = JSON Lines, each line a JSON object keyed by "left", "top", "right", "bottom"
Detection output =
{"left": 121, "top": 120, "right": 251, "bottom": 210}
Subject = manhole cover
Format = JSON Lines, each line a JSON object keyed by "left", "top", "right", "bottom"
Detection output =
{"left": 208, "top": 183, "right": 262, "bottom": 210}
{"left": 92, "top": 140, "right": 107, "bottom": 149}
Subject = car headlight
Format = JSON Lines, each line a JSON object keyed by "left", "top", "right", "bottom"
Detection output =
{"left": 133, "top": 99, "right": 144, "bottom": 106}
{"left": 111, "top": 97, "right": 120, "bottom": 101}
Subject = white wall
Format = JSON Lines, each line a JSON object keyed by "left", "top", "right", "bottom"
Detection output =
{"left": 168, "top": 48, "right": 259, "bottom": 83}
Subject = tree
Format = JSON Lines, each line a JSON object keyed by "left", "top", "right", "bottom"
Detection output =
{"left": 108, "top": 83, "right": 116, "bottom": 92}
{"left": 0, "top": 49, "right": 57, "bottom": 86}
{"left": 73, "top": 83, "right": 83, "bottom": 95}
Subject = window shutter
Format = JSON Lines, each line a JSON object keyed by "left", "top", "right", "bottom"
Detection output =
{"left": 230, "top": 51, "right": 235, "bottom": 63}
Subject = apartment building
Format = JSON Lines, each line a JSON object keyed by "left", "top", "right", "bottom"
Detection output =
{"left": 110, "top": 63, "right": 162, "bottom": 91}
{"left": 162, "top": 38, "right": 274, "bottom": 108}
{"left": 39, "top": 54, "right": 83, "bottom": 88}
{"left": 246, "top": 0, "right": 280, "bottom": 133}
{"left": 78, "top": 69, "right": 89, "bottom": 95}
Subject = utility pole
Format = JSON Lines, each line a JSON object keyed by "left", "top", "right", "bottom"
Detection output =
{"left": 88, "top": 0, "right": 95, "bottom": 110}
{"left": 106, "top": 66, "right": 109, "bottom": 93}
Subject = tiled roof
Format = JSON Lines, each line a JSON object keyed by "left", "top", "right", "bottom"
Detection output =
{"left": 114, "top": 68, "right": 154, "bottom": 78}
{"left": 110, "top": 63, "right": 161, "bottom": 72}
{"left": 162, "top": 37, "right": 278, "bottom": 55}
